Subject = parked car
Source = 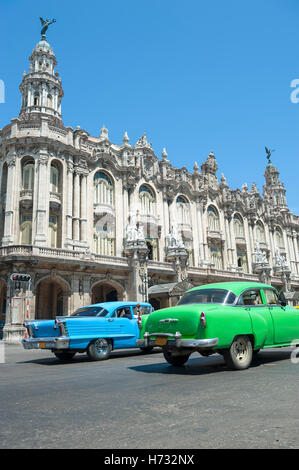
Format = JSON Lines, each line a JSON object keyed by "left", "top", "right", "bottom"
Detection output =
{"left": 22, "top": 301, "right": 154, "bottom": 361}
{"left": 138, "top": 282, "right": 299, "bottom": 370}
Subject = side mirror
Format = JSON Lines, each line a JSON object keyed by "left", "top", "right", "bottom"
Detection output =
{"left": 278, "top": 291, "right": 287, "bottom": 307}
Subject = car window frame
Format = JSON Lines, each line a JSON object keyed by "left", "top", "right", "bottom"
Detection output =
{"left": 236, "top": 288, "right": 265, "bottom": 307}
{"left": 261, "top": 288, "right": 280, "bottom": 306}
{"left": 71, "top": 306, "right": 110, "bottom": 317}
{"left": 178, "top": 288, "right": 236, "bottom": 306}
{"left": 112, "top": 306, "right": 134, "bottom": 320}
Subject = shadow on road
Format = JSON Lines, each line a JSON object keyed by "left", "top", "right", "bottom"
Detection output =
{"left": 18, "top": 348, "right": 163, "bottom": 366}
{"left": 17, "top": 347, "right": 292, "bottom": 372}
{"left": 129, "top": 349, "right": 293, "bottom": 376}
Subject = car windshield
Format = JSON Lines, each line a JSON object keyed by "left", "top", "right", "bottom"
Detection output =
{"left": 178, "top": 289, "right": 236, "bottom": 305}
{"left": 71, "top": 307, "right": 109, "bottom": 317}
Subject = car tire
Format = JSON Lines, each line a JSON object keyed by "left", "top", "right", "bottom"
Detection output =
{"left": 87, "top": 338, "right": 112, "bottom": 361}
{"left": 163, "top": 351, "right": 190, "bottom": 366}
{"left": 140, "top": 346, "right": 154, "bottom": 353}
{"left": 222, "top": 335, "right": 253, "bottom": 370}
{"left": 54, "top": 351, "right": 76, "bottom": 361}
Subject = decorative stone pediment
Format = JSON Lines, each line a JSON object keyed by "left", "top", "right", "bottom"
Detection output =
{"left": 170, "top": 280, "right": 194, "bottom": 297}
{"left": 135, "top": 133, "right": 152, "bottom": 150}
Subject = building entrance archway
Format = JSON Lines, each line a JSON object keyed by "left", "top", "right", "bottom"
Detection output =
{"left": 91, "top": 282, "right": 123, "bottom": 304}
{"left": 36, "top": 277, "right": 69, "bottom": 319}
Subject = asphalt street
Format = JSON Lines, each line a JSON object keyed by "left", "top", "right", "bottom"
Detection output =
{"left": 0, "top": 342, "right": 298, "bottom": 449}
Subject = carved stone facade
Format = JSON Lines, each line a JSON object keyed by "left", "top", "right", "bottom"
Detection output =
{"left": 1, "top": 38, "right": 299, "bottom": 340}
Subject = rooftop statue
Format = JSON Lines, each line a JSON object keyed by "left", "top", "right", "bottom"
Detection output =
{"left": 265, "top": 146, "right": 275, "bottom": 165}
{"left": 40, "top": 17, "right": 56, "bottom": 40}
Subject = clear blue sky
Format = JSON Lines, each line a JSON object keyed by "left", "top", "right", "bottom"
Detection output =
{"left": 1, "top": 0, "right": 299, "bottom": 214}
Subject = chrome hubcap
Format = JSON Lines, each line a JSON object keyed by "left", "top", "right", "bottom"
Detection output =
{"left": 232, "top": 338, "right": 248, "bottom": 363}
{"left": 94, "top": 339, "right": 108, "bottom": 355}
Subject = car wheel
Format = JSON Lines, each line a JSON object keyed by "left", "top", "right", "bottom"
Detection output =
{"left": 87, "top": 338, "right": 112, "bottom": 361}
{"left": 54, "top": 351, "right": 76, "bottom": 361}
{"left": 222, "top": 335, "right": 253, "bottom": 370}
{"left": 163, "top": 351, "right": 190, "bottom": 366}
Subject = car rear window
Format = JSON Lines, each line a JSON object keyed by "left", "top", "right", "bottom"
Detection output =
{"left": 178, "top": 289, "right": 236, "bottom": 305}
{"left": 71, "top": 307, "right": 109, "bottom": 317}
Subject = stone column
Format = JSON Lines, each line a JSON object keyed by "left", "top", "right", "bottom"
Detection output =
{"left": 162, "top": 192, "right": 170, "bottom": 259}
{"left": 248, "top": 220, "right": 256, "bottom": 272}
{"left": 196, "top": 201, "right": 204, "bottom": 264}
{"left": 228, "top": 215, "right": 237, "bottom": 267}
{"left": 224, "top": 215, "right": 232, "bottom": 267}
{"left": 244, "top": 218, "right": 252, "bottom": 273}
{"left": 125, "top": 242, "right": 149, "bottom": 302}
{"left": 65, "top": 163, "right": 73, "bottom": 248}
{"left": 190, "top": 202, "right": 199, "bottom": 267}
{"left": 115, "top": 179, "right": 123, "bottom": 257}
{"left": 72, "top": 170, "right": 80, "bottom": 242}
{"left": 80, "top": 173, "right": 88, "bottom": 243}
{"left": 292, "top": 232, "right": 299, "bottom": 275}
{"left": 34, "top": 151, "right": 49, "bottom": 246}
{"left": 268, "top": 227, "right": 275, "bottom": 267}
{"left": 2, "top": 154, "right": 16, "bottom": 245}
{"left": 3, "top": 269, "right": 32, "bottom": 342}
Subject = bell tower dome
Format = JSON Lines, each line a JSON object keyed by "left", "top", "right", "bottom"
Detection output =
{"left": 263, "top": 151, "right": 288, "bottom": 210}
{"left": 19, "top": 36, "right": 64, "bottom": 121}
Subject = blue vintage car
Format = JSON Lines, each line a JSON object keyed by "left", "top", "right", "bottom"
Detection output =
{"left": 22, "top": 301, "right": 154, "bottom": 361}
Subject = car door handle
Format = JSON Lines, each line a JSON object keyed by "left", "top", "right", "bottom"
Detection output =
{"left": 108, "top": 319, "right": 114, "bottom": 322}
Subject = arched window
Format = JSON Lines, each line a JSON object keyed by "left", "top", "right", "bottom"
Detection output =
{"left": 256, "top": 221, "right": 266, "bottom": 243}
{"left": 33, "top": 92, "right": 40, "bottom": 106}
{"left": 237, "top": 248, "right": 248, "bottom": 273}
{"left": 22, "top": 161, "right": 34, "bottom": 191}
{"left": 47, "top": 94, "right": 53, "bottom": 108}
{"left": 20, "top": 213, "right": 32, "bottom": 245}
{"left": 94, "top": 219, "right": 115, "bottom": 256}
{"left": 233, "top": 214, "right": 244, "bottom": 238}
{"left": 139, "top": 185, "right": 155, "bottom": 216}
{"left": 94, "top": 172, "right": 114, "bottom": 205}
{"left": 208, "top": 206, "right": 220, "bottom": 231}
{"left": 48, "top": 214, "right": 58, "bottom": 248}
{"left": 176, "top": 196, "right": 190, "bottom": 225}
{"left": 274, "top": 227, "right": 284, "bottom": 249}
{"left": 145, "top": 240, "right": 158, "bottom": 261}
{"left": 50, "top": 164, "right": 59, "bottom": 193}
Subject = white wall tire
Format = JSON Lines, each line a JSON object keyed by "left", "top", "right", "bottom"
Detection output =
{"left": 223, "top": 336, "right": 253, "bottom": 370}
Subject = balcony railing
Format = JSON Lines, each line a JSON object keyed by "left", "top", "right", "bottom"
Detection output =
{"left": 1, "top": 245, "right": 299, "bottom": 286}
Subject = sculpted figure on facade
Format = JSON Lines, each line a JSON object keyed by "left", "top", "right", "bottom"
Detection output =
{"left": 125, "top": 212, "right": 145, "bottom": 242}
{"left": 167, "top": 223, "right": 185, "bottom": 249}
{"left": 254, "top": 241, "right": 268, "bottom": 265}
{"left": 274, "top": 247, "right": 289, "bottom": 271}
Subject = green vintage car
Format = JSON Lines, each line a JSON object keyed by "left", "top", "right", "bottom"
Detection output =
{"left": 138, "top": 282, "right": 299, "bottom": 370}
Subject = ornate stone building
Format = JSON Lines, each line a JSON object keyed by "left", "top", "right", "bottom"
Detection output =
{"left": 1, "top": 37, "right": 299, "bottom": 340}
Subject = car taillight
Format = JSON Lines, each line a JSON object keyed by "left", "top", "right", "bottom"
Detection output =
{"left": 23, "top": 322, "right": 33, "bottom": 337}
{"left": 137, "top": 315, "right": 142, "bottom": 330}
{"left": 200, "top": 312, "right": 206, "bottom": 328}
{"left": 55, "top": 318, "right": 65, "bottom": 336}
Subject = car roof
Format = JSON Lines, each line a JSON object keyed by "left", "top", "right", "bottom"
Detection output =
{"left": 187, "top": 281, "right": 275, "bottom": 297}
{"left": 79, "top": 301, "right": 152, "bottom": 311}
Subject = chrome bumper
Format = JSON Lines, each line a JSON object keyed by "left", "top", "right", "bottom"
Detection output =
{"left": 22, "top": 336, "right": 70, "bottom": 350}
{"left": 137, "top": 332, "right": 218, "bottom": 349}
